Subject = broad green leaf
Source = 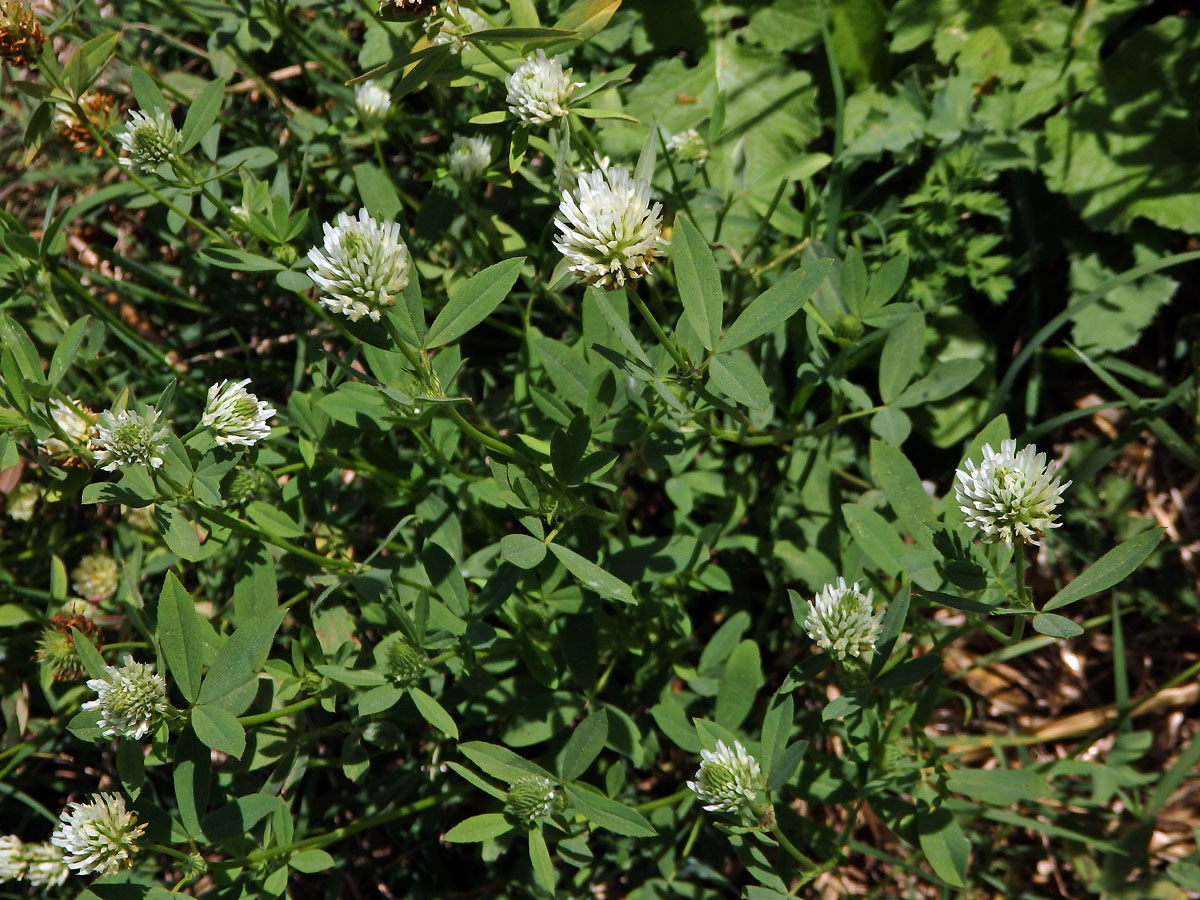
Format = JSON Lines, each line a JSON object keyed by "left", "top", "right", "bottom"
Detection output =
{"left": 878, "top": 313, "right": 924, "bottom": 404}
{"left": 649, "top": 703, "right": 700, "bottom": 753}
{"left": 354, "top": 162, "right": 402, "bottom": 222}
{"left": 560, "top": 709, "right": 608, "bottom": 781}
{"left": 196, "top": 609, "right": 286, "bottom": 710}
{"left": 70, "top": 627, "right": 108, "bottom": 680}
{"left": 707, "top": 351, "right": 769, "bottom": 409}
{"left": 201, "top": 794, "right": 280, "bottom": 842}
{"left": 500, "top": 534, "right": 547, "bottom": 569}
{"left": 157, "top": 572, "right": 206, "bottom": 703}
{"left": 289, "top": 849, "right": 335, "bottom": 873}
{"left": 1043, "top": 528, "right": 1164, "bottom": 611}
{"left": 553, "top": 0, "right": 620, "bottom": 40}
{"left": 47, "top": 316, "right": 90, "bottom": 388}
{"left": 173, "top": 728, "right": 211, "bottom": 839}
{"left": 673, "top": 217, "right": 722, "bottom": 351}
{"left": 842, "top": 503, "right": 906, "bottom": 574}
{"left": 179, "top": 79, "right": 225, "bottom": 152}
{"left": 1031, "top": 613, "right": 1084, "bottom": 639}
{"left": 460, "top": 742, "right": 554, "bottom": 783}
{"left": 444, "top": 814, "right": 513, "bottom": 843}
{"left": 548, "top": 544, "right": 635, "bottom": 604}
{"left": 425, "top": 258, "right": 523, "bottom": 349}
{"left": 197, "top": 247, "right": 284, "bottom": 272}
{"left": 130, "top": 68, "right": 169, "bottom": 116}
{"left": 894, "top": 359, "right": 983, "bottom": 408}
{"left": 245, "top": 501, "right": 304, "bottom": 538}
{"left": 410, "top": 687, "right": 458, "bottom": 738}
{"left": 565, "top": 784, "right": 655, "bottom": 837}
{"left": 529, "top": 828, "right": 556, "bottom": 892}
{"left": 917, "top": 805, "right": 970, "bottom": 888}
{"left": 715, "top": 640, "right": 762, "bottom": 730}
{"left": 870, "top": 439, "right": 934, "bottom": 542}
{"left": 718, "top": 259, "right": 832, "bottom": 352}
{"left": 191, "top": 705, "right": 246, "bottom": 758}
{"left": 863, "top": 254, "right": 908, "bottom": 313}
{"left": 945, "top": 768, "right": 1051, "bottom": 806}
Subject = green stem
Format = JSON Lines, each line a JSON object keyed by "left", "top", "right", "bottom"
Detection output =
{"left": 443, "top": 403, "right": 523, "bottom": 462}
{"left": 144, "top": 841, "right": 194, "bottom": 863}
{"left": 820, "top": 13, "right": 846, "bottom": 250}
{"left": 626, "top": 285, "right": 689, "bottom": 371}
{"left": 1010, "top": 548, "right": 1030, "bottom": 644}
{"left": 466, "top": 36, "right": 515, "bottom": 74}
{"left": 237, "top": 697, "right": 319, "bottom": 726}
{"left": 770, "top": 823, "right": 818, "bottom": 870}
{"left": 201, "top": 507, "right": 356, "bottom": 572}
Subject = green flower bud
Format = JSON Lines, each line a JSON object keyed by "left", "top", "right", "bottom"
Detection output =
{"left": 504, "top": 776, "right": 559, "bottom": 825}
{"left": 380, "top": 634, "right": 426, "bottom": 685}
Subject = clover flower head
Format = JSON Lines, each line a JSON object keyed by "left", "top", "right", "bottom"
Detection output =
{"left": 954, "top": 439, "right": 1071, "bottom": 545}
{"left": 447, "top": 134, "right": 492, "bottom": 180}
{"left": 82, "top": 656, "right": 169, "bottom": 740}
{"left": 51, "top": 792, "right": 145, "bottom": 877}
{"left": 505, "top": 776, "right": 559, "bottom": 824}
{"left": 92, "top": 407, "right": 169, "bottom": 472}
{"left": 201, "top": 379, "right": 275, "bottom": 447}
{"left": 42, "top": 397, "right": 97, "bottom": 460}
{"left": 0, "top": 835, "right": 24, "bottom": 882}
{"left": 117, "top": 108, "right": 180, "bottom": 172}
{"left": 553, "top": 165, "right": 667, "bottom": 289}
{"left": 505, "top": 50, "right": 578, "bottom": 126}
{"left": 5, "top": 481, "right": 41, "bottom": 521}
{"left": 354, "top": 80, "right": 391, "bottom": 129}
{"left": 379, "top": 633, "right": 426, "bottom": 685}
{"left": 687, "top": 740, "right": 762, "bottom": 814}
{"left": 20, "top": 842, "right": 69, "bottom": 889}
{"left": 307, "top": 209, "right": 411, "bottom": 323}
{"left": 0, "top": 1, "right": 45, "bottom": 68}
{"left": 806, "top": 577, "right": 882, "bottom": 660}
{"left": 71, "top": 553, "right": 120, "bottom": 603}
{"left": 428, "top": 3, "right": 487, "bottom": 54}
{"left": 665, "top": 128, "right": 709, "bottom": 166}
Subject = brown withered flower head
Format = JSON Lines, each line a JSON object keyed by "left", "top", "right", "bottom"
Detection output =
{"left": 56, "top": 91, "right": 122, "bottom": 156}
{"left": 378, "top": 0, "right": 438, "bottom": 18}
{"left": 36, "top": 614, "right": 102, "bottom": 681}
{"left": 0, "top": 1, "right": 45, "bottom": 68}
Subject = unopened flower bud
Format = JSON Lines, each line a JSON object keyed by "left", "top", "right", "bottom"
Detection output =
{"left": 381, "top": 634, "right": 426, "bottom": 685}
{"left": 504, "top": 775, "right": 559, "bottom": 824}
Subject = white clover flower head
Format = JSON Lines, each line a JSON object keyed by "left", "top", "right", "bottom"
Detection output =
{"left": 806, "top": 577, "right": 882, "bottom": 660}
{"left": 553, "top": 165, "right": 667, "bottom": 289}
{"left": 42, "top": 397, "right": 97, "bottom": 460}
{"left": 428, "top": 4, "right": 487, "bottom": 54}
{"left": 92, "top": 407, "right": 169, "bottom": 472}
{"left": 505, "top": 50, "right": 578, "bottom": 126}
{"left": 20, "top": 842, "right": 69, "bottom": 889}
{"left": 71, "top": 553, "right": 120, "bottom": 603}
{"left": 117, "top": 108, "right": 180, "bottom": 172}
{"left": 6, "top": 482, "right": 41, "bottom": 521}
{"left": 504, "top": 776, "right": 559, "bottom": 824}
{"left": 666, "top": 128, "right": 709, "bottom": 166}
{"left": 307, "top": 209, "right": 411, "bottom": 323}
{"left": 201, "top": 378, "right": 275, "bottom": 447}
{"left": 0, "top": 835, "right": 24, "bottom": 882}
{"left": 447, "top": 135, "right": 492, "bottom": 180}
{"left": 687, "top": 740, "right": 762, "bottom": 814}
{"left": 954, "top": 438, "right": 1071, "bottom": 545}
{"left": 51, "top": 792, "right": 146, "bottom": 877}
{"left": 82, "top": 656, "right": 169, "bottom": 740}
{"left": 354, "top": 80, "right": 392, "bottom": 129}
